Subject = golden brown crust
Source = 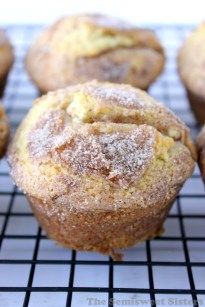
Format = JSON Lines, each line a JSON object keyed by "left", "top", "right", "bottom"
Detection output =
{"left": 26, "top": 14, "right": 165, "bottom": 93}
{"left": 28, "top": 194, "right": 172, "bottom": 259}
{"left": 0, "top": 29, "right": 13, "bottom": 95}
{"left": 8, "top": 81, "right": 195, "bottom": 257}
{"left": 0, "top": 104, "right": 9, "bottom": 158}
{"left": 8, "top": 81, "right": 196, "bottom": 199}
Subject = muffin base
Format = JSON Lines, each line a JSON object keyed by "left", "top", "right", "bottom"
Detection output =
{"left": 186, "top": 89, "right": 205, "bottom": 125}
{"left": 28, "top": 194, "right": 176, "bottom": 260}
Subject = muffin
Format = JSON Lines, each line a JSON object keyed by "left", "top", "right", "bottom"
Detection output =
{"left": 8, "top": 81, "right": 196, "bottom": 259}
{"left": 0, "top": 103, "right": 9, "bottom": 158}
{"left": 0, "top": 29, "right": 13, "bottom": 96}
{"left": 178, "top": 23, "right": 205, "bottom": 124}
{"left": 26, "top": 14, "right": 165, "bottom": 94}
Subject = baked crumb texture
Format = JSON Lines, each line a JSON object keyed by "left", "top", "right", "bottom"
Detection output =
{"left": 0, "top": 29, "right": 13, "bottom": 96}
{"left": 26, "top": 14, "right": 165, "bottom": 93}
{"left": 8, "top": 81, "right": 196, "bottom": 259}
{"left": 0, "top": 104, "right": 9, "bottom": 158}
{"left": 178, "top": 23, "right": 205, "bottom": 124}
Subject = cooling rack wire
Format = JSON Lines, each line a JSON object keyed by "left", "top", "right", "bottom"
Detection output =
{"left": 0, "top": 24, "right": 204, "bottom": 307}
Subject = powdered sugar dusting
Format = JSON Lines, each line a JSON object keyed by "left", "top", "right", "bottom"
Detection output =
{"left": 59, "top": 127, "right": 155, "bottom": 186}
{"left": 85, "top": 83, "right": 150, "bottom": 109}
{"left": 28, "top": 110, "right": 73, "bottom": 159}
{"left": 29, "top": 110, "right": 155, "bottom": 186}
{"left": 82, "top": 14, "right": 135, "bottom": 30}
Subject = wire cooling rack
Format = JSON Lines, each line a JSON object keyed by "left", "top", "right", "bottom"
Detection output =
{"left": 0, "top": 24, "right": 205, "bottom": 307}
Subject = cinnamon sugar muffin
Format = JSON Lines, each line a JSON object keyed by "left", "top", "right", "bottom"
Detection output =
{"left": 0, "top": 29, "right": 13, "bottom": 96}
{"left": 26, "top": 14, "right": 165, "bottom": 94}
{"left": 0, "top": 103, "right": 9, "bottom": 158}
{"left": 8, "top": 81, "right": 196, "bottom": 259}
{"left": 178, "top": 23, "right": 205, "bottom": 124}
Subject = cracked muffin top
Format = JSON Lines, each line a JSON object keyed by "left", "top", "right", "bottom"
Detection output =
{"left": 8, "top": 81, "right": 196, "bottom": 210}
{"left": 36, "top": 14, "right": 163, "bottom": 58}
{"left": 26, "top": 14, "right": 165, "bottom": 93}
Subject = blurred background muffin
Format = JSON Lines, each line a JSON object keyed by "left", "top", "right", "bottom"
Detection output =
{"left": 26, "top": 14, "right": 165, "bottom": 94}
{"left": 0, "top": 29, "right": 13, "bottom": 96}
{"left": 178, "top": 23, "right": 205, "bottom": 125}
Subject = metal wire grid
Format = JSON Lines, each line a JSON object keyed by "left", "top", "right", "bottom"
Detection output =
{"left": 0, "top": 24, "right": 204, "bottom": 307}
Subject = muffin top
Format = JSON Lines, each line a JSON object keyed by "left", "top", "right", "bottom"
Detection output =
{"left": 29, "top": 14, "right": 163, "bottom": 59}
{"left": 0, "top": 29, "right": 13, "bottom": 80}
{"left": 0, "top": 103, "right": 9, "bottom": 157}
{"left": 178, "top": 23, "right": 205, "bottom": 96}
{"left": 26, "top": 14, "right": 164, "bottom": 93}
{"left": 8, "top": 81, "right": 196, "bottom": 210}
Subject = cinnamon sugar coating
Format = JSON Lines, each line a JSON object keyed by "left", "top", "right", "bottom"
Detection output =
{"left": 8, "top": 81, "right": 196, "bottom": 258}
{"left": 0, "top": 104, "right": 9, "bottom": 158}
{"left": 26, "top": 14, "right": 164, "bottom": 93}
